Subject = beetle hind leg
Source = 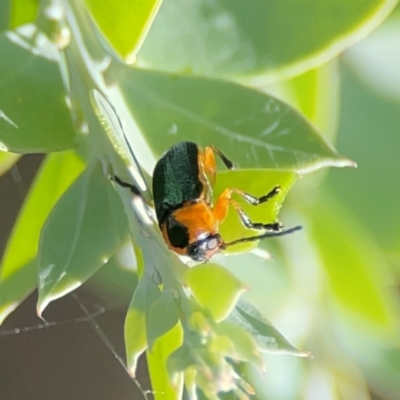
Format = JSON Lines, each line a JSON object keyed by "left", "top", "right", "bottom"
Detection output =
{"left": 214, "top": 186, "right": 283, "bottom": 231}
{"left": 232, "top": 201, "right": 283, "bottom": 231}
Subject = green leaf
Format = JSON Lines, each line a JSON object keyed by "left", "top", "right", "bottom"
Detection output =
{"left": 125, "top": 273, "right": 161, "bottom": 375}
{"left": 9, "top": 0, "right": 39, "bottom": 29}
{"left": 0, "top": 151, "right": 84, "bottom": 325}
{"left": 167, "top": 344, "right": 194, "bottom": 376}
{"left": 147, "top": 323, "right": 184, "bottom": 400}
{"left": 137, "top": 0, "right": 396, "bottom": 83}
{"left": 146, "top": 291, "right": 180, "bottom": 352}
{"left": 0, "top": 1, "right": 11, "bottom": 32}
{"left": 214, "top": 169, "right": 297, "bottom": 253}
{"left": 125, "top": 306, "right": 146, "bottom": 377}
{"left": 0, "top": 25, "right": 76, "bottom": 153}
{"left": 0, "top": 151, "right": 20, "bottom": 176}
{"left": 84, "top": 0, "right": 161, "bottom": 60}
{"left": 111, "top": 65, "right": 353, "bottom": 173}
{"left": 218, "top": 321, "right": 261, "bottom": 365}
{"left": 89, "top": 241, "right": 138, "bottom": 308}
{"left": 184, "top": 263, "right": 246, "bottom": 322}
{"left": 306, "top": 193, "right": 398, "bottom": 337}
{"left": 228, "top": 298, "right": 311, "bottom": 357}
{"left": 37, "top": 162, "right": 124, "bottom": 316}
{"left": 0, "top": 150, "right": 85, "bottom": 280}
{"left": 268, "top": 61, "right": 340, "bottom": 141}
{"left": 0, "top": 260, "right": 36, "bottom": 326}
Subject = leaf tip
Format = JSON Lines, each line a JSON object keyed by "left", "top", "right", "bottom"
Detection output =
{"left": 297, "top": 155, "right": 357, "bottom": 174}
{"left": 334, "top": 156, "right": 358, "bottom": 170}
{"left": 241, "top": 283, "right": 250, "bottom": 293}
{"left": 36, "top": 297, "right": 48, "bottom": 320}
{"left": 305, "top": 351, "right": 313, "bottom": 358}
{"left": 128, "top": 366, "right": 137, "bottom": 378}
{"left": 126, "top": 351, "right": 145, "bottom": 378}
{"left": 298, "top": 350, "right": 313, "bottom": 358}
{"left": 350, "top": 160, "right": 358, "bottom": 168}
{"left": 334, "top": 156, "right": 357, "bottom": 169}
{"left": 0, "top": 302, "right": 19, "bottom": 327}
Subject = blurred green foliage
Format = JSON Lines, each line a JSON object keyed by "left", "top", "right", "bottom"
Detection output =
{"left": 0, "top": 0, "right": 400, "bottom": 399}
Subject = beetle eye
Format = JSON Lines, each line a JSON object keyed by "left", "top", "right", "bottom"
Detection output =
{"left": 166, "top": 217, "right": 189, "bottom": 248}
{"left": 187, "top": 244, "right": 206, "bottom": 261}
{"left": 187, "top": 234, "right": 221, "bottom": 261}
{"left": 207, "top": 237, "right": 219, "bottom": 250}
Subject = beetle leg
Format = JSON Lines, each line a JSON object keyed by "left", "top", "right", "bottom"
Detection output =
{"left": 111, "top": 175, "right": 142, "bottom": 197}
{"left": 203, "top": 146, "right": 218, "bottom": 186}
{"left": 214, "top": 186, "right": 282, "bottom": 231}
{"left": 214, "top": 188, "right": 231, "bottom": 223}
{"left": 209, "top": 145, "right": 236, "bottom": 170}
{"left": 203, "top": 145, "right": 236, "bottom": 175}
{"left": 203, "top": 145, "right": 237, "bottom": 187}
{"left": 232, "top": 203, "right": 282, "bottom": 231}
{"left": 234, "top": 185, "right": 281, "bottom": 205}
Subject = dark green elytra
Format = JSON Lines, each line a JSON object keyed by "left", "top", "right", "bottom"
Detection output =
{"left": 152, "top": 141, "right": 204, "bottom": 225}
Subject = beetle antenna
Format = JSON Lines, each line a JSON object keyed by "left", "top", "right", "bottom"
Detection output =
{"left": 222, "top": 225, "right": 302, "bottom": 248}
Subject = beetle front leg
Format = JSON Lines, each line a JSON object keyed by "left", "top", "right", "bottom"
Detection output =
{"left": 237, "top": 185, "right": 281, "bottom": 205}
{"left": 209, "top": 145, "right": 236, "bottom": 170}
{"left": 202, "top": 145, "right": 237, "bottom": 188}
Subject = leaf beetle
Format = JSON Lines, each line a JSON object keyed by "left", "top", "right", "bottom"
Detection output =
{"left": 115, "top": 141, "right": 301, "bottom": 261}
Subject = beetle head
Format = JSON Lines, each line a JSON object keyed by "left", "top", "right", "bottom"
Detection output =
{"left": 187, "top": 233, "right": 222, "bottom": 261}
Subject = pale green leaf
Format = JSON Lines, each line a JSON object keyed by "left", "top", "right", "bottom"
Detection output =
{"left": 146, "top": 291, "right": 180, "bottom": 352}
{"left": 228, "top": 298, "right": 311, "bottom": 357}
{"left": 167, "top": 344, "right": 194, "bottom": 376}
{"left": 0, "top": 151, "right": 20, "bottom": 176}
{"left": 111, "top": 65, "right": 353, "bottom": 173}
{"left": 267, "top": 60, "right": 340, "bottom": 141}
{"left": 89, "top": 240, "right": 138, "bottom": 308}
{"left": 184, "top": 263, "right": 247, "bottom": 322}
{"left": 0, "top": 0, "right": 39, "bottom": 32}
{"left": 84, "top": 0, "right": 161, "bottom": 59}
{"left": 0, "top": 260, "right": 36, "bottom": 326}
{"left": 0, "top": 151, "right": 84, "bottom": 325}
{"left": 124, "top": 307, "right": 146, "bottom": 377}
{"left": 9, "top": 0, "right": 39, "bottom": 28}
{"left": 218, "top": 321, "right": 261, "bottom": 365}
{"left": 214, "top": 169, "right": 297, "bottom": 253}
{"left": 147, "top": 323, "right": 184, "bottom": 400}
{"left": 0, "top": 25, "right": 76, "bottom": 153}
{"left": 37, "top": 162, "right": 124, "bottom": 316}
{"left": 0, "top": 151, "right": 85, "bottom": 280}
{"left": 0, "top": 1, "right": 10, "bottom": 32}
{"left": 125, "top": 273, "right": 161, "bottom": 375}
{"left": 138, "top": 0, "right": 396, "bottom": 83}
